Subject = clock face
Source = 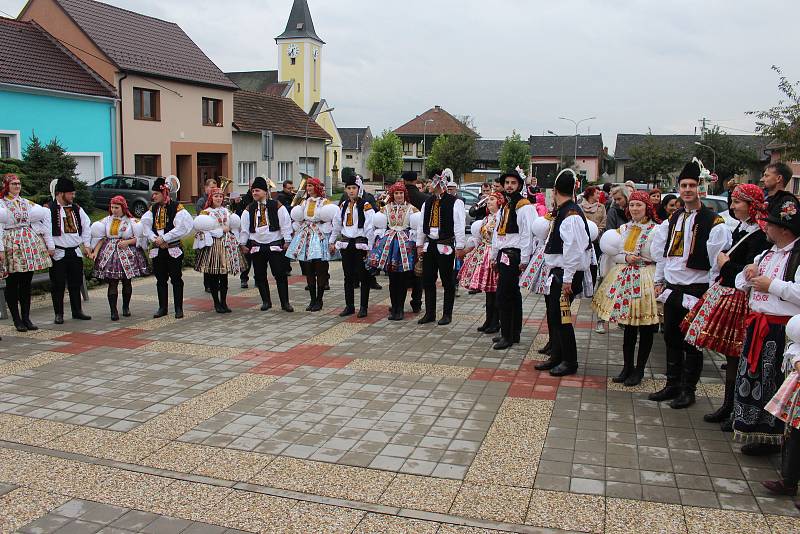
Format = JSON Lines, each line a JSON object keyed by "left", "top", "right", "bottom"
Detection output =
{"left": 287, "top": 44, "right": 299, "bottom": 58}
{"left": 312, "top": 48, "right": 319, "bottom": 59}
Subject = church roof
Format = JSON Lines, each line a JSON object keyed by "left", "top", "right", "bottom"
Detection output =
{"left": 394, "top": 106, "right": 477, "bottom": 137}
{"left": 275, "top": 0, "right": 324, "bottom": 43}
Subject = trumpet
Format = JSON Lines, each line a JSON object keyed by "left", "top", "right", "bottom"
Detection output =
{"left": 218, "top": 177, "right": 233, "bottom": 194}
{"left": 475, "top": 195, "right": 488, "bottom": 208}
{"left": 291, "top": 176, "right": 307, "bottom": 207}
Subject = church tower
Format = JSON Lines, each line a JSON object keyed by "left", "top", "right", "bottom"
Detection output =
{"left": 275, "top": 0, "right": 324, "bottom": 113}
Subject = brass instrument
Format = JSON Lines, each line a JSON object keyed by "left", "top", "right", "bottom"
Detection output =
{"left": 291, "top": 174, "right": 309, "bottom": 207}
{"left": 218, "top": 177, "right": 233, "bottom": 194}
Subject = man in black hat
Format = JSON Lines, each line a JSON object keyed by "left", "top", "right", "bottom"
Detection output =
{"left": 239, "top": 177, "right": 294, "bottom": 312}
{"left": 732, "top": 194, "right": 800, "bottom": 456}
{"left": 403, "top": 171, "right": 428, "bottom": 312}
{"left": 534, "top": 171, "right": 593, "bottom": 376}
{"left": 490, "top": 171, "right": 536, "bottom": 350}
{"left": 140, "top": 178, "right": 193, "bottom": 318}
{"left": 232, "top": 187, "right": 255, "bottom": 288}
{"left": 43, "top": 178, "right": 93, "bottom": 324}
{"left": 416, "top": 174, "right": 466, "bottom": 325}
{"left": 650, "top": 160, "right": 731, "bottom": 408}
{"left": 330, "top": 175, "right": 375, "bottom": 317}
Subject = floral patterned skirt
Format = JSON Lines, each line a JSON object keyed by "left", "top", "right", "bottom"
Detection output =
{"left": 519, "top": 246, "right": 549, "bottom": 294}
{"left": 286, "top": 225, "right": 330, "bottom": 262}
{"left": 93, "top": 240, "right": 150, "bottom": 280}
{"left": 458, "top": 242, "right": 497, "bottom": 292}
{"left": 592, "top": 263, "right": 659, "bottom": 326}
{"left": 367, "top": 233, "right": 415, "bottom": 273}
{"left": 2, "top": 227, "right": 51, "bottom": 277}
{"left": 681, "top": 282, "right": 749, "bottom": 358}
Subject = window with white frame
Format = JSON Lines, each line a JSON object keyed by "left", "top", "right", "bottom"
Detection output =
{"left": 238, "top": 161, "right": 256, "bottom": 186}
{"left": 0, "top": 132, "right": 21, "bottom": 159}
{"left": 0, "top": 137, "right": 10, "bottom": 159}
{"left": 278, "top": 161, "right": 293, "bottom": 182}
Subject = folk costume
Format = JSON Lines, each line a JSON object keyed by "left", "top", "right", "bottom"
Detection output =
{"left": 460, "top": 192, "right": 502, "bottom": 334}
{"left": 140, "top": 177, "right": 193, "bottom": 319}
{"left": 287, "top": 177, "right": 337, "bottom": 311}
{"left": 194, "top": 189, "right": 246, "bottom": 314}
{"left": 535, "top": 169, "right": 594, "bottom": 377}
{"left": 733, "top": 195, "right": 800, "bottom": 450}
{"left": 43, "top": 178, "right": 92, "bottom": 324}
{"left": 367, "top": 181, "right": 419, "bottom": 320}
{"left": 592, "top": 191, "right": 661, "bottom": 387}
{"left": 417, "top": 174, "right": 466, "bottom": 326}
{"left": 650, "top": 159, "right": 731, "bottom": 409}
{"left": 331, "top": 176, "right": 376, "bottom": 318}
{"left": 90, "top": 196, "right": 150, "bottom": 321}
{"left": 239, "top": 177, "right": 294, "bottom": 312}
{"left": 402, "top": 171, "right": 427, "bottom": 312}
{"left": 681, "top": 184, "right": 770, "bottom": 426}
{"left": 491, "top": 172, "right": 536, "bottom": 350}
{"left": 0, "top": 174, "right": 51, "bottom": 332}
{"left": 520, "top": 214, "right": 553, "bottom": 296}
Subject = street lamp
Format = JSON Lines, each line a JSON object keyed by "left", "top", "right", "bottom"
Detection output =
{"left": 422, "top": 119, "right": 434, "bottom": 179}
{"left": 558, "top": 116, "right": 596, "bottom": 164}
{"left": 305, "top": 107, "right": 335, "bottom": 177}
{"left": 694, "top": 141, "right": 716, "bottom": 173}
{"left": 546, "top": 130, "right": 563, "bottom": 170}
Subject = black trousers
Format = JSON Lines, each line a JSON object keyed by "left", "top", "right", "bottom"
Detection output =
{"left": 496, "top": 248, "right": 522, "bottom": 342}
{"left": 783, "top": 426, "right": 800, "bottom": 487}
{"left": 49, "top": 248, "right": 84, "bottom": 316}
{"left": 422, "top": 244, "right": 456, "bottom": 317}
{"left": 240, "top": 255, "right": 251, "bottom": 283}
{"left": 5, "top": 271, "right": 34, "bottom": 322}
{"left": 388, "top": 271, "right": 413, "bottom": 313}
{"left": 153, "top": 248, "right": 184, "bottom": 310}
{"left": 251, "top": 243, "right": 290, "bottom": 305}
{"left": 410, "top": 274, "right": 423, "bottom": 310}
{"left": 662, "top": 283, "right": 708, "bottom": 391}
{"left": 544, "top": 268, "right": 584, "bottom": 366}
{"left": 341, "top": 242, "right": 370, "bottom": 309}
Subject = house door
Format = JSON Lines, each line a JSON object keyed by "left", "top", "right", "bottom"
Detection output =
{"left": 197, "top": 153, "right": 223, "bottom": 197}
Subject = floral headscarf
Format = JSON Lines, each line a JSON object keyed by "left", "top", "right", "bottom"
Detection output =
{"left": 387, "top": 181, "right": 407, "bottom": 204}
{"left": 203, "top": 187, "right": 224, "bottom": 210}
{"left": 626, "top": 190, "right": 661, "bottom": 223}
{"left": 1, "top": 174, "right": 19, "bottom": 199}
{"left": 732, "top": 183, "right": 766, "bottom": 229}
{"left": 306, "top": 177, "right": 325, "bottom": 198}
{"left": 489, "top": 191, "right": 507, "bottom": 208}
{"left": 109, "top": 195, "right": 134, "bottom": 218}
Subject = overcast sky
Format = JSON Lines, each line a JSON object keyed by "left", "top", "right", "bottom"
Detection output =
{"left": 3, "top": 0, "right": 799, "bottom": 152}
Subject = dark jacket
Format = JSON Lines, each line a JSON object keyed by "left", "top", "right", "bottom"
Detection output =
{"left": 405, "top": 183, "right": 429, "bottom": 210}
{"left": 275, "top": 190, "right": 294, "bottom": 208}
{"left": 718, "top": 224, "right": 770, "bottom": 288}
{"left": 338, "top": 191, "right": 379, "bottom": 212}
{"left": 605, "top": 205, "right": 629, "bottom": 233}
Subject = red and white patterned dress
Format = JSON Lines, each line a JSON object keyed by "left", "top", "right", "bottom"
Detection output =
{"left": 0, "top": 195, "right": 52, "bottom": 278}
{"left": 458, "top": 214, "right": 498, "bottom": 292}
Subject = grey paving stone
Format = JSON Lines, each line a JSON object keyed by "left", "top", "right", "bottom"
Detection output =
{"left": 679, "top": 489, "right": 720, "bottom": 508}
{"left": 606, "top": 482, "right": 644, "bottom": 500}
{"left": 717, "top": 493, "right": 761, "bottom": 512}
{"left": 18, "top": 514, "right": 72, "bottom": 533}
{"left": 642, "top": 485, "right": 681, "bottom": 504}
{"left": 675, "top": 474, "right": 714, "bottom": 491}
{"left": 570, "top": 477, "right": 605, "bottom": 496}
{"left": 110, "top": 511, "right": 160, "bottom": 531}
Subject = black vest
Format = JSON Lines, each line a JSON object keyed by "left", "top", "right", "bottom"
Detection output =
{"left": 662, "top": 206, "right": 722, "bottom": 271}
{"left": 718, "top": 225, "right": 770, "bottom": 288}
{"left": 422, "top": 193, "right": 456, "bottom": 239}
{"left": 498, "top": 193, "right": 530, "bottom": 235}
{"left": 339, "top": 198, "right": 367, "bottom": 229}
{"left": 248, "top": 200, "right": 281, "bottom": 233}
{"left": 47, "top": 201, "right": 83, "bottom": 237}
{"left": 151, "top": 201, "right": 179, "bottom": 234}
{"left": 544, "top": 200, "right": 591, "bottom": 255}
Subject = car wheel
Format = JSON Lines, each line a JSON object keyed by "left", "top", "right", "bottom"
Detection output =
{"left": 133, "top": 201, "right": 147, "bottom": 218}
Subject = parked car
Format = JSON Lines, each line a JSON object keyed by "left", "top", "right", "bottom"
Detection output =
{"left": 89, "top": 175, "right": 175, "bottom": 218}
{"left": 459, "top": 187, "right": 481, "bottom": 233}
{"left": 661, "top": 193, "right": 736, "bottom": 229}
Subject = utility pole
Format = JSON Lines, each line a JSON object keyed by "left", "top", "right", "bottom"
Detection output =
{"left": 700, "top": 117, "right": 708, "bottom": 139}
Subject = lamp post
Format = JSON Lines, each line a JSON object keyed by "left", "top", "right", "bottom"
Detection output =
{"left": 694, "top": 141, "right": 716, "bottom": 173}
{"left": 422, "top": 119, "right": 434, "bottom": 179}
{"left": 546, "top": 129, "right": 563, "bottom": 171}
{"left": 558, "top": 116, "right": 596, "bottom": 164}
{"left": 305, "top": 107, "right": 335, "bottom": 178}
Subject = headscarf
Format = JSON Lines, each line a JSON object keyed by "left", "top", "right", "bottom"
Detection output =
{"left": 387, "top": 181, "right": 407, "bottom": 204}
{"left": 1, "top": 174, "right": 19, "bottom": 199}
{"left": 489, "top": 191, "right": 507, "bottom": 208}
{"left": 203, "top": 187, "right": 224, "bottom": 210}
{"left": 109, "top": 195, "right": 134, "bottom": 218}
{"left": 732, "top": 183, "right": 766, "bottom": 229}
{"left": 306, "top": 177, "right": 325, "bottom": 198}
{"left": 626, "top": 190, "right": 660, "bottom": 223}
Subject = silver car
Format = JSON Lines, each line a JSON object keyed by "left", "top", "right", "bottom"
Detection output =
{"left": 89, "top": 175, "right": 176, "bottom": 218}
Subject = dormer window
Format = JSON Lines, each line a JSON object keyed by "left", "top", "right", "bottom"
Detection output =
{"left": 296, "top": 22, "right": 304, "bottom": 30}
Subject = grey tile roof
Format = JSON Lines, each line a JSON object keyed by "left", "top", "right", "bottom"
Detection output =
{"left": 529, "top": 135, "right": 603, "bottom": 158}
{"left": 475, "top": 139, "right": 504, "bottom": 162}
{"left": 614, "top": 134, "right": 771, "bottom": 161}
{"left": 233, "top": 91, "right": 330, "bottom": 140}
{"left": 339, "top": 127, "right": 370, "bottom": 150}
{"left": 275, "top": 0, "right": 324, "bottom": 43}
{"left": 225, "top": 71, "right": 279, "bottom": 92}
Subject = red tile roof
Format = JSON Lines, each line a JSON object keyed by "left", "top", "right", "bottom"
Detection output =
{"left": 394, "top": 106, "right": 477, "bottom": 137}
{"left": 233, "top": 91, "right": 331, "bottom": 140}
{"left": 0, "top": 17, "right": 116, "bottom": 98}
{"left": 48, "top": 0, "right": 237, "bottom": 89}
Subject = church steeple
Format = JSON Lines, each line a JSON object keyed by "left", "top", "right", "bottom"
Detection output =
{"left": 275, "top": 0, "right": 324, "bottom": 44}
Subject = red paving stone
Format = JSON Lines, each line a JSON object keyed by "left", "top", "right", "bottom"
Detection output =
{"left": 469, "top": 361, "right": 605, "bottom": 400}
{"left": 53, "top": 328, "right": 151, "bottom": 354}
{"left": 184, "top": 296, "right": 258, "bottom": 312}
{"left": 240, "top": 344, "right": 352, "bottom": 376}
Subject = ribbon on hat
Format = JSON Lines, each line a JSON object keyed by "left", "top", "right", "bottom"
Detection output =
{"left": 355, "top": 175, "right": 364, "bottom": 198}
{"left": 515, "top": 166, "right": 529, "bottom": 198}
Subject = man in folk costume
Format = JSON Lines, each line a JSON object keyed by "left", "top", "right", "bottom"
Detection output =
{"left": 733, "top": 195, "right": 800, "bottom": 455}
{"left": 417, "top": 174, "right": 466, "bottom": 325}
{"left": 490, "top": 171, "right": 536, "bottom": 350}
{"left": 140, "top": 177, "right": 193, "bottom": 319}
{"left": 650, "top": 159, "right": 731, "bottom": 409}
{"left": 330, "top": 175, "right": 375, "bottom": 318}
{"left": 403, "top": 171, "right": 428, "bottom": 312}
{"left": 43, "top": 178, "right": 93, "bottom": 324}
{"left": 534, "top": 170, "right": 593, "bottom": 377}
{"left": 239, "top": 177, "right": 294, "bottom": 312}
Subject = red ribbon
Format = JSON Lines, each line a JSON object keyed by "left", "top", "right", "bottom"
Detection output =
{"left": 744, "top": 312, "right": 791, "bottom": 374}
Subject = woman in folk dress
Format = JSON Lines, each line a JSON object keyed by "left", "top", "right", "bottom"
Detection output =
{"left": 0, "top": 173, "right": 52, "bottom": 332}
{"left": 193, "top": 187, "right": 245, "bottom": 313}
{"left": 366, "top": 181, "right": 419, "bottom": 320}
{"left": 90, "top": 196, "right": 150, "bottom": 321}
{"left": 592, "top": 191, "right": 661, "bottom": 386}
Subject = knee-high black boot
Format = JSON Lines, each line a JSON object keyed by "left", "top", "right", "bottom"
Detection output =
{"left": 615, "top": 325, "right": 637, "bottom": 383}
{"left": 626, "top": 325, "right": 655, "bottom": 386}
{"left": 6, "top": 274, "right": 26, "bottom": 331}
{"left": 121, "top": 279, "right": 132, "bottom": 317}
{"left": 219, "top": 276, "right": 231, "bottom": 313}
{"left": 705, "top": 355, "right": 737, "bottom": 422}
{"left": 478, "top": 292, "right": 493, "bottom": 332}
{"left": 211, "top": 275, "right": 224, "bottom": 313}
{"left": 107, "top": 281, "right": 119, "bottom": 321}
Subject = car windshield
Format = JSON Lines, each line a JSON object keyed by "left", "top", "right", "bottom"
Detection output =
{"left": 460, "top": 190, "right": 479, "bottom": 205}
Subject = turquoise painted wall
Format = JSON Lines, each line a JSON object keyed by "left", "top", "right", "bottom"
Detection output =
{"left": 0, "top": 89, "right": 115, "bottom": 179}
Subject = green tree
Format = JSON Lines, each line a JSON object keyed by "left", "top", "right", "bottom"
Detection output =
{"left": 0, "top": 158, "right": 25, "bottom": 178}
{"left": 366, "top": 130, "right": 403, "bottom": 183}
{"left": 426, "top": 134, "right": 477, "bottom": 181}
{"left": 748, "top": 65, "right": 800, "bottom": 159}
{"left": 498, "top": 131, "right": 530, "bottom": 173}
{"left": 628, "top": 135, "right": 683, "bottom": 186}
{"left": 21, "top": 135, "right": 94, "bottom": 209}
{"left": 693, "top": 127, "right": 759, "bottom": 187}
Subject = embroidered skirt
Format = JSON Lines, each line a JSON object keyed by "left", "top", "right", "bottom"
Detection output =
{"left": 93, "top": 240, "right": 149, "bottom": 280}
{"left": 592, "top": 263, "right": 659, "bottom": 326}
{"left": 286, "top": 224, "right": 330, "bottom": 262}
{"left": 2, "top": 227, "right": 51, "bottom": 276}
{"left": 681, "top": 282, "right": 749, "bottom": 357}
{"left": 367, "top": 231, "right": 415, "bottom": 273}
{"left": 519, "top": 246, "right": 549, "bottom": 295}
{"left": 458, "top": 242, "right": 497, "bottom": 292}
{"left": 766, "top": 372, "right": 800, "bottom": 433}
{"left": 194, "top": 235, "right": 245, "bottom": 276}
{"left": 733, "top": 321, "right": 786, "bottom": 445}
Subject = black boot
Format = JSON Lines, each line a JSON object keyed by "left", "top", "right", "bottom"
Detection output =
{"left": 122, "top": 284, "right": 132, "bottom": 317}
{"left": 341, "top": 282, "right": 355, "bottom": 316}
{"left": 211, "top": 289, "right": 224, "bottom": 314}
{"left": 613, "top": 326, "right": 636, "bottom": 383}
{"left": 18, "top": 293, "right": 38, "bottom": 331}
{"left": 626, "top": 328, "right": 653, "bottom": 386}
{"left": 219, "top": 277, "right": 232, "bottom": 313}
{"left": 173, "top": 282, "right": 184, "bottom": 319}
{"left": 70, "top": 289, "right": 91, "bottom": 321}
{"left": 108, "top": 294, "right": 119, "bottom": 322}
{"left": 312, "top": 285, "right": 324, "bottom": 312}
{"left": 277, "top": 280, "right": 293, "bottom": 312}
{"left": 669, "top": 389, "right": 696, "bottom": 409}
{"left": 704, "top": 356, "right": 736, "bottom": 422}
{"left": 306, "top": 286, "right": 317, "bottom": 311}
{"left": 154, "top": 283, "right": 168, "bottom": 318}
{"left": 478, "top": 293, "right": 494, "bottom": 332}
{"left": 649, "top": 386, "right": 681, "bottom": 402}
{"left": 256, "top": 280, "right": 272, "bottom": 311}
{"left": 440, "top": 286, "right": 454, "bottom": 325}
{"left": 538, "top": 340, "right": 552, "bottom": 355}
{"left": 7, "top": 294, "right": 27, "bottom": 332}
{"left": 360, "top": 278, "right": 371, "bottom": 318}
